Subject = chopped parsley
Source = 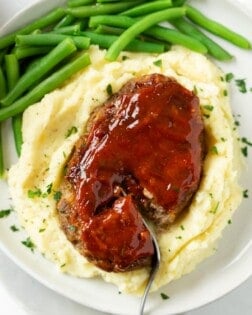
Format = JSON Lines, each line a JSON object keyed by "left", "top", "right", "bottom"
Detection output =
{"left": 203, "top": 105, "right": 214, "bottom": 111}
{"left": 225, "top": 73, "right": 234, "bottom": 82}
{"left": 210, "top": 146, "right": 218, "bottom": 155}
{"left": 203, "top": 104, "right": 214, "bottom": 119}
{"left": 153, "top": 59, "right": 162, "bottom": 67}
{"left": 193, "top": 85, "right": 198, "bottom": 95}
{"left": 46, "top": 183, "right": 53, "bottom": 194}
{"left": 176, "top": 236, "right": 182, "bottom": 240}
{"left": 240, "top": 138, "right": 251, "bottom": 158}
{"left": 21, "top": 237, "right": 36, "bottom": 252}
{"left": 243, "top": 189, "right": 249, "bottom": 198}
{"left": 235, "top": 79, "right": 247, "bottom": 93}
{"left": 228, "top": 219, "right": 232, "bottom": 225}
{"left": 203, "top": 114, "right": 210, "bottom": 119}
{"left": 60, "top": 263, "right": 66, "bottom": 268}
{"left": 223, "top": 89, "right": 228, "bottom": 97}
{"left": 241, "top": 146, "right": 248, "bottom": 157}
{"left": 122, "top": 56, "right": 129, "bottom": 61}
{"left": 241, "top": 137, "right": 252, "bottom": 146}
{"left": 28, "top": 184, "right": 53, "bottom": 199}
{"left": 0, "top": 208, "right": 12, "bottom": 218}
{"left": 39, "top": 228, "right": 46, "bottom": 233}
{"left": 210, "top": 202, "right": 220, "bottom": 214}
{"left": 160, "top": 293, "right": 170, "bottom": 300}
{"left": 53, "top": 191, "right": 62, "bottom": 201}
{"left": 65, "top": 126, "right": 78, "bottom": 138}
{"left": 106, "top": 83, "right": 113, "bottom": 96}
{"left": 28, "top": 187, "right": 42, "bottom": 198}
{"left": 180, "top": 225, "right": 185, "bottom": 231}
{"left": 221, "top": 137, "right": 227, "bottom": 142}
{"left": 10, "top": 225, "right": 19, "bottom": 232}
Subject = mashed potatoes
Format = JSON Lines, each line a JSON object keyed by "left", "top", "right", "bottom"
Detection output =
{"left": 8, "top": 45, "right": 242, "bottom": 294}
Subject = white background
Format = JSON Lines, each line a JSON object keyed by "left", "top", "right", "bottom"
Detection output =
{"left": 0, "top": 1, "right": 252, "bottom": 315}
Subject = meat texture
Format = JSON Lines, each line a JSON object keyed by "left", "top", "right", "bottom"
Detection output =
{"left": 57, "top": 74, "right": 205, "bottom": 272}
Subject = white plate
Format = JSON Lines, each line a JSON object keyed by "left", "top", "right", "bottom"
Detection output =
{"left": 0, "top": 1, "right": 252, "bottom": 314}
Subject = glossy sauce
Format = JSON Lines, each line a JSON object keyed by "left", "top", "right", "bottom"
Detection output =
{"left": 67, "top": 74, "right": 204, "bottom": 271}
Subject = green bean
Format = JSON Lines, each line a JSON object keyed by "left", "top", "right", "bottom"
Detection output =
{"left": 97, "top": 0, "right": 136, "bottom": 2}
{"left": 185, "top": 5, "right": 251, "bottom": 49}
{"left": 4, "top": 56, "right": 24, "bottom": 156}
{"left": 0, "top": 50, "right": 7, "bottom": 66}
{"left": 0, "top": 67, "right": 7, "bottom": 99}
{"left": 173, "top": 0, "right": 187, "bottom": 5}
{"left": 0, "top": 52, "right": 91, "bottom": 122}
{"left": 54, "top": 14, "right": 77, "bottom": 29}
{"left": 31, "top": 29, "right": 42, "bottom": 35}
{"left": 0, "top": 126, "right": 4, "bottom": 178}
{"left": 2, "top": 38, "right": 77, "bottom": 107}
{"left": 4, "top": 54, "right": 20, "bottom": 92}
{"left": 106, "top": 8, "right": 186, "bottom": 60}
{"left": 171, "top": 18, "right": 233, "bottom": 60}
{"left": 146, "top": 25, "right": 207, "bottom": 54}
{"left": 97, "top": 0, "right": 137, "bottom": 2}
{"left": 52, "top": 24, "right": 81, "bottom": 35}
{"left": 89, "top": 15, "right": 133, "bottom": 29}
{"left": 0, "top": 67, "right": 6, "bottom": 177}
{"left": 0, "top": 8, "right": 66, "bottom": 50}
{"left": 67, "top": 0, "right": 95, "bottom": 7}
{"left": 16, "top": 34, "right": 90, "bottom": 50}
{"left": 82, "top": 31, "right": 165, "bottom": 53}
{"left": 91, "top": 11, "right": 206, "bottom": 58}
{"left": 66, "top": 0, "right": 144, "bottom": 18}
{"left": 14, "top": 46, "right": 52, "bottom": 60}
{"left": 121, "top": 0, "right": 174, "bottom": 17}
{"left": 12, "top": 114, "right": 23, "bottom": 156}
{"left": 95, "top": 25, "right": 171, "bottom": 50}
{"left": 95, "top": 25, "right": 125, "bottom": 36}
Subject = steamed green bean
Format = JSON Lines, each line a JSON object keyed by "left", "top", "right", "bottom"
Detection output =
{"left": 2, "top": 38, "right": 77, "bottom": 107}
{"left": 67, "top": 0, "right": 95, "bottom": 7}
{"left": 121, "top": 0, "right": 174, "bottom": 17}
{"left": 106, "top": 8, "right": 186, "bottom": 60}
{"left": 0, "top": 8, "right": 65, "bottom": 50}
{"left": 0, "top": 126, "right": 4, "bottom": 177}
{"left": 185, "top": 5, "right": 251, "bottom": 49}
{"left": 82, "top": 31, "right": 165, "bottom": 53}
{"left": 16, "top": 34, "right": 90, "bottom": 50}
{"left": 171, "top": 18, "right": 233, "bottom": 60}
{"left": 52, "top": 24, "right": 81, "bottom": 35}
{"left": 14, "top": 46, "right": 52, "bottom": 60}
{"left": 0, "top": 53, "right": 91, "bottom": 122}
{"left": 0, "top": 67, "right": 7, "bottom": 99}
{"left": 54, "top": 14, "right": 77, "bottom": 29}
{"left": 66, "top": 0, "right": 144, "bottom": 18}
{"left": 12, "top": 114, "right": 23, "bottom": 156}
{"left": 90, "top": 14, "right": 207, "bottom": 55}
{"left": 4, "top": 54, "right": 20, "bottom": 91}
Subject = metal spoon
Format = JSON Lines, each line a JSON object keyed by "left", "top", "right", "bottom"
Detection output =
{"left": 139, "top": 219, "right": 161, "bottom": 315}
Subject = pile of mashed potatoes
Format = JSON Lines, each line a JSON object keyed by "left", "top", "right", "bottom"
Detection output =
{"left": 8, "top": 45, "right": 242, "bottom": 294}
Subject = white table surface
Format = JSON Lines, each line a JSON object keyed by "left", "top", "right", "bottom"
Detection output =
{"left": 1, "top": 1, "right": 252, "bottom": 315}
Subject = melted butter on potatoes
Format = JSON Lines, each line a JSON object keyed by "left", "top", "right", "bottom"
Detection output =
{"left": 8, "top": 45, "right": 242, "bottom": 294}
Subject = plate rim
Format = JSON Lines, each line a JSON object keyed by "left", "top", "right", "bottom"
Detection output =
{"left": 0, "top": 1, "right": 252, "bottom": 314}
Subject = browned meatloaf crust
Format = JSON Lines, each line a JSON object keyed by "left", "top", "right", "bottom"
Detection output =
{"left": 57, "top": 74, "right": 205, "bottom": 272}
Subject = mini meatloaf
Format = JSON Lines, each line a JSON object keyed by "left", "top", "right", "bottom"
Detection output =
{"left": 57, "top": 74, "right": 205, "bottom": 272}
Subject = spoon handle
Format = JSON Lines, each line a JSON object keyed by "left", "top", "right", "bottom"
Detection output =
{"left": 139, "top": 220, "right": 161, "bottom": 315}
